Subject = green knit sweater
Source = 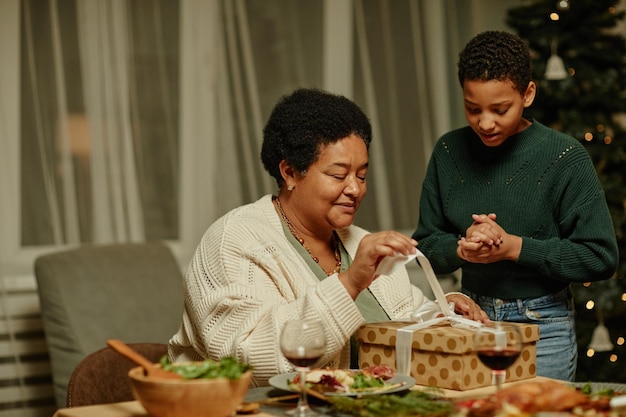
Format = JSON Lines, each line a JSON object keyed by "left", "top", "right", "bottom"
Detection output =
{"left": 412, "top": 120, "right": 618, "bottom": 299}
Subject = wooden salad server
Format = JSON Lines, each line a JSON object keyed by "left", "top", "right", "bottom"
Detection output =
{"left": 107, "top": 339, "right": 182, "bottom": 380}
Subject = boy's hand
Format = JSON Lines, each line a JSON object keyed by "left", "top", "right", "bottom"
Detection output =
{"left": 457, "top": 213, "right": 521, "bottom": 263}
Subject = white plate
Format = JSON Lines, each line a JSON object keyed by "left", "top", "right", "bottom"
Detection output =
{"left": 268, "top": 372, "right": 415, "bottom": 397}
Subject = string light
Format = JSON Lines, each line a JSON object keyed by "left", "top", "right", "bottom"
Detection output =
{"left": 557, "top": 0, "right": 570, "bottom": 11}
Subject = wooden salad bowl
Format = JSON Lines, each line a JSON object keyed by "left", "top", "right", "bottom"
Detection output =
{"left": 128, "top": 366, "right": 252, "bottom": 417}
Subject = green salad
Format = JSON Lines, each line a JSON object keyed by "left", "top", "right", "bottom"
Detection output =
{"left": 330, "top": 389, "right": 454, "bottom": 417}
{"left": 160, "top": 356, "right": 253, "bottom": 380}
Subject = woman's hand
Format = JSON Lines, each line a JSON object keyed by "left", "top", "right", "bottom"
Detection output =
{"left": 445, "top": 293, "right": 490, "bottom": 323}
{"left": 339, "top": 231, "right": 417, "bottom": 300}
{"left": 457, "top": 213, "right": 522, "bottom": 264}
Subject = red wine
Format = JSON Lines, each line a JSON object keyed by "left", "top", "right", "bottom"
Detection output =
{"left": 284, "top": 354, "right": 321, "bottom": 368}
{"left": 477, "top": 348, "right": 521, "bottom": 370}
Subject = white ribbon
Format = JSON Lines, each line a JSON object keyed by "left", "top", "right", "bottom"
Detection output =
{"left": 395, "top": 249, "right": 483, "bottom": 376}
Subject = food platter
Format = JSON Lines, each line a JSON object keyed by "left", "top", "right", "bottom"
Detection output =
{"left": 268, "top": 372, "right": 415, "bottom": 397}
{"left": 452, "top": 379, "right": 626, "bottom": 417}
{"left": 258, "top": 377, "right": 626, "bottom": 416}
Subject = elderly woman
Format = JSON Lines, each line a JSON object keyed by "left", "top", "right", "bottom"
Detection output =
{"left": 168, "top": 88, "right": 488, "bottom": 386}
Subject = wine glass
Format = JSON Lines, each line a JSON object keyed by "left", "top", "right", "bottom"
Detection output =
{"left": 474, "top": 322, "right": 523, "bottom": 392}
{"left": 280, "top": 319, "right": 326, "bottom": 417}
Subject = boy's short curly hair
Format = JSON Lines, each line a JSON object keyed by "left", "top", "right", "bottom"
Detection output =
{"left": 261, "top": 88, "right": 372, "bottom": 187}
{"left": 457, "top": 31, "right": 532, "bottom": 96}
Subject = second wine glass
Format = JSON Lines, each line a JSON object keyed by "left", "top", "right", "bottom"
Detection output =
{"left": 280, "top": 319, "right": 326, "bottom": 417}
{"left": 474, "top": 322, "right": 522, "bottom": 392}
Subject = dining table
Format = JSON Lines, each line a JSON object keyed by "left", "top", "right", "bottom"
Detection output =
{"left": 51, "top": 376, "right": 567, "bottom": 417}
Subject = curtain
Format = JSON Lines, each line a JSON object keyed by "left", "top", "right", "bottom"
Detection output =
{"left": 0, "top": 0, "right": 521, "bottom": 415}
{"left": 20, "top": 0, "right": 180, "bottom": 246}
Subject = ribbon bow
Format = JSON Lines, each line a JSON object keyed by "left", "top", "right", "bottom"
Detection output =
{"left": 395, "top": 249, "right": 482, "bottom": 376}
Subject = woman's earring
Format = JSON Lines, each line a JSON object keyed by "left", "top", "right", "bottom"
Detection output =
{"left": 287, "top": 184, "right": 294, "bottom": 191}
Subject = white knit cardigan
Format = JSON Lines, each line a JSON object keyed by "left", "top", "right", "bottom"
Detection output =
{"left": 168, "top": 194, "right": 427, "bottom": 386}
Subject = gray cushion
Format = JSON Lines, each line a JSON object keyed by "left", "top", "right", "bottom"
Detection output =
{"left": 35, "top": 242, "right": 184, "bottom": 408}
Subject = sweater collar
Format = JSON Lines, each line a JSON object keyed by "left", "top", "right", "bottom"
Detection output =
{"left": 469, "top": 119, "right": 542, "bottom": 163}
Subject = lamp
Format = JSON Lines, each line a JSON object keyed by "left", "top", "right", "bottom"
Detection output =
{"left": 545, "top": 39, "right": 568, "bottom": 80}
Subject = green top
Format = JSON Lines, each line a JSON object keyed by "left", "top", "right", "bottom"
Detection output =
{"left": 413, "top": 120, "right": 618, "bottom": 299}
{"left": 280, "top": 222, "right": 389, "bottom": 322}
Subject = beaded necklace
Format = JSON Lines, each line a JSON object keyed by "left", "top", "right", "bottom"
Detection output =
{"left": 273, "top": 195, "right": 341, "bottom": 275}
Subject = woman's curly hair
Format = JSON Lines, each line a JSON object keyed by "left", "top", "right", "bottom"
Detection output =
{"left": 261, "top": 88, "right": 372, "bottom": 187}
{"left": 457, "top": 31, "right": 532, "bottom": 96}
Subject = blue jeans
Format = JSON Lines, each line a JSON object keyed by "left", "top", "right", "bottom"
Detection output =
{"left": 463, "top": 286, "right": 577, "bottom": 382}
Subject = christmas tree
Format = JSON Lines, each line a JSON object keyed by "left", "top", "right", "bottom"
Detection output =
{"left": 507, "top": 0, "right": 626, "bottom": 382}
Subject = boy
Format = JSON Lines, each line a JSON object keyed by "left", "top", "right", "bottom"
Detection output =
{"left": 412, "top": 31, "right": 618, "bottom": 381}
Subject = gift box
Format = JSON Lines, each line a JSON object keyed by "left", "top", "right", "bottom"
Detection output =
{"left": 355, "top": 321, "right": 539, "bottom": 390}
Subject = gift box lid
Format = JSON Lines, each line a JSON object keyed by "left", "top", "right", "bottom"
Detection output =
{"left": 355, "top": 320, "right": 539, "bottom": 354}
